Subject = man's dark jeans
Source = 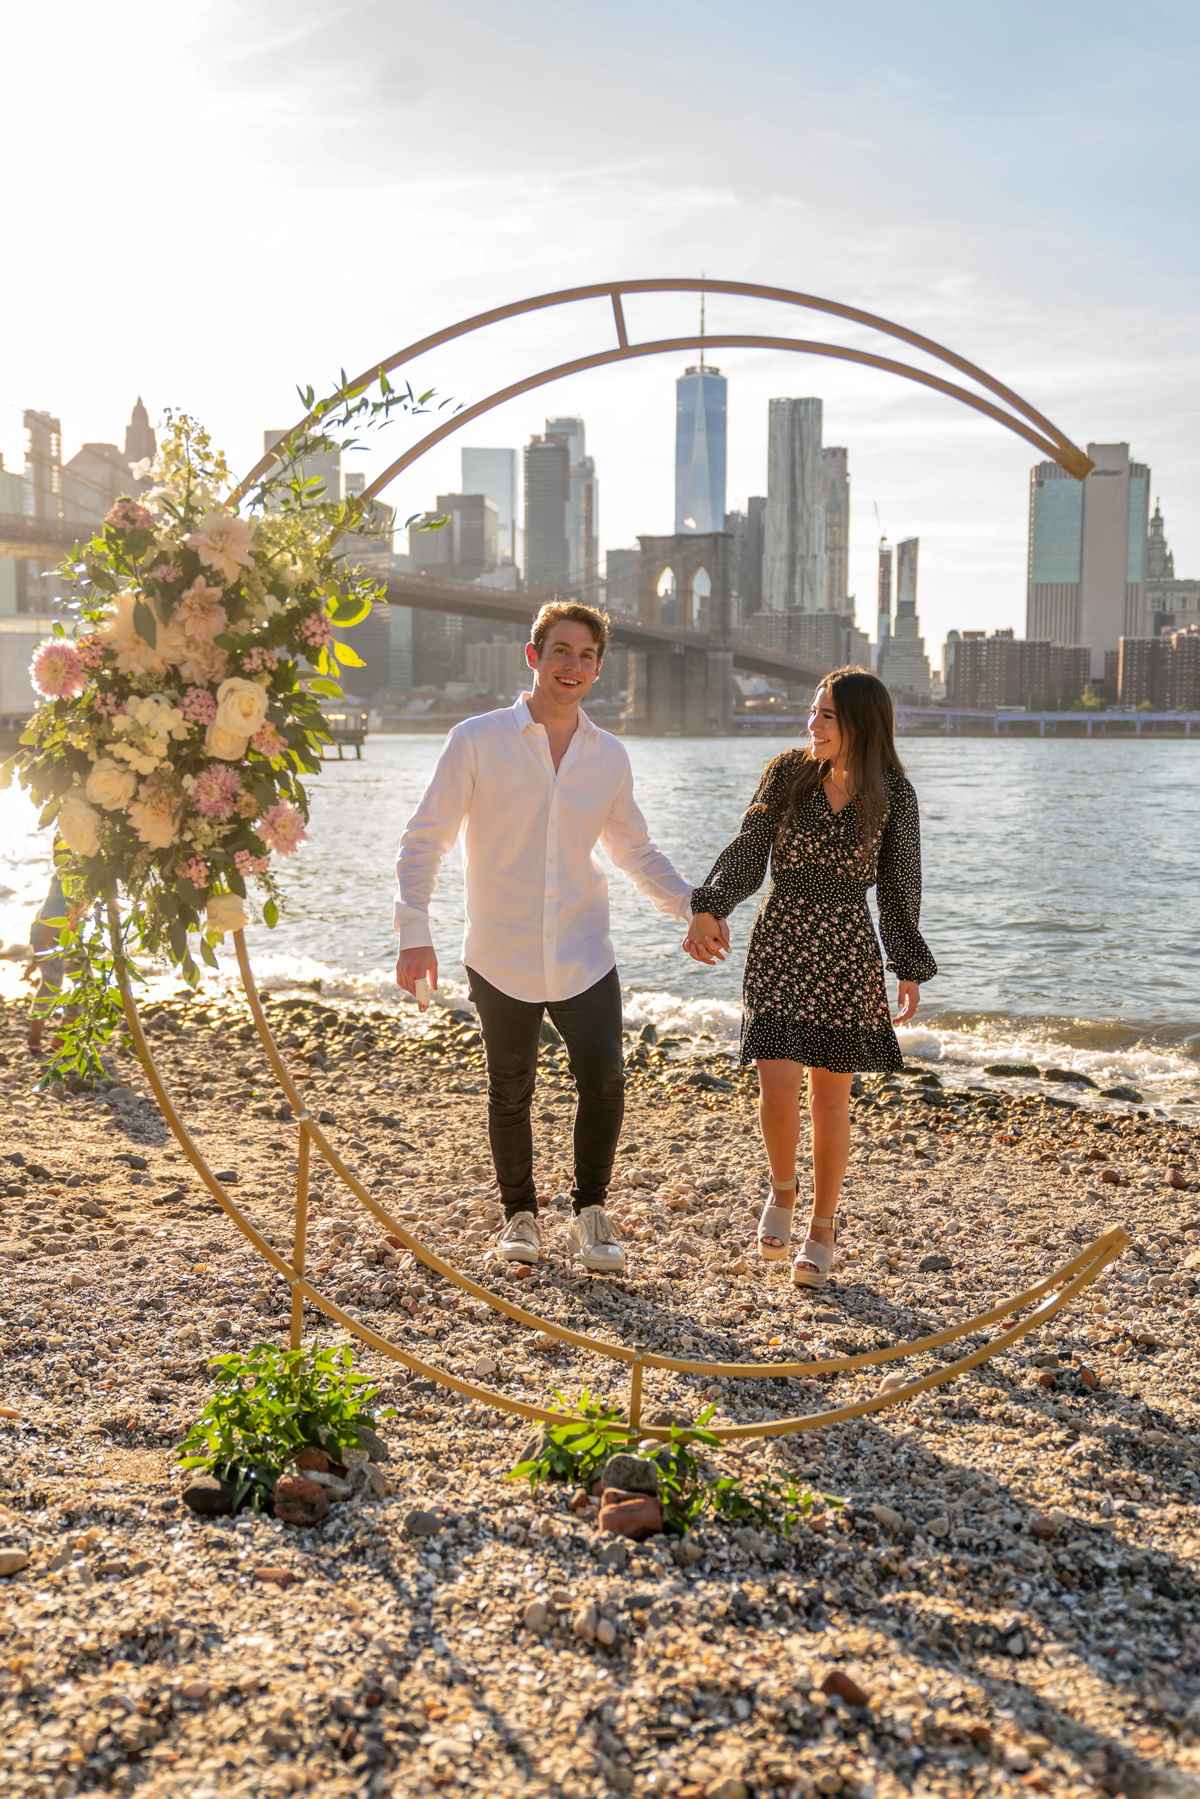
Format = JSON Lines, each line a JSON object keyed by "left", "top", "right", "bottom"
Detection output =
{"left": 465, "top": 965, "right": 624, "bottom": 1220}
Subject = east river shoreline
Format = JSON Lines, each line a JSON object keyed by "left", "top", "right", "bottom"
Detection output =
{"left": 0, "top": 988, "right": 1198, "bottom": 1798}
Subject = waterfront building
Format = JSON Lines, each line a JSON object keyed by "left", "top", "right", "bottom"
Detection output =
{"left": 944, "top": 629, "right": 1089, "bottom": 709}
{"left": 675, "top": 364, "right": 727, "bottom": 537}
{"left": 875, "top": 540, "right": 892, "bottom": 667}
{"left": 821, "top": 447, "right": 850, "bottom": 609}
{"left": 461, "top": 447, "right": 519, "bottom": 565}
{"left": 605, "top": 548, "right": 640, "bottom": 612}
{"left": 875, "top": 537, "right": 932, "bottom": 699}
{"left": 763, "top": 398, "right": 826, "bottom": 613}
{"left": 410, "top": 493, "right": 498, "bottom": 581}
{"left": 544, "top": 416, "right": 598, "bottom": 594}
{"left": 1144, "top": 499, "right": 1200, "bottom": 636}
{"left": 1027, "top": 442, "right": 1150, "bottom": 676}
{"left": 1118, "top": 627, "right": 1200, "bottom": 710}
{"left": 465, "top": 634, "right": 531, "bottom": 699}
{"left": 524, "top": 432, "right": 571, "bottom": 589}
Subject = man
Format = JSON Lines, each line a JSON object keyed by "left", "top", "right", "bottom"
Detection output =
{"left": 394, "top": 600, "right": 720, "bottom": 1272}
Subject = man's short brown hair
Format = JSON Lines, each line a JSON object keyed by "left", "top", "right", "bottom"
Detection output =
{"left": 529, "top": 599, "right": 609, "bottom": 659}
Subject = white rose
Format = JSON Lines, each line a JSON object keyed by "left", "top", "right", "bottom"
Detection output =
{"left": 58, "top": 790, "right": 102, "bottom": 857}
{"left": 204, "top": 722, "right": 250, "bottom": 761}
{"left": 85, "top": 758, "right": 138, "bottom": 812}
{"left": 205, "top": 892, "right": 248, "bottom": 936}
{"left": 214, "top": 676, "right": 269, "bottom": 739}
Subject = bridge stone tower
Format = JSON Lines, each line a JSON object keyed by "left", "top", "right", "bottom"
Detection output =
{"left": 625, "top": 531, "right": 734, "bottom": 734}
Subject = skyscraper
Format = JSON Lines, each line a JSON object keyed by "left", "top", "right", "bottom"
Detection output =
{"left": 124, "top": 396, "right": 156, "bottom": 472}
{"left": 263, "top": 429, "right": 340, "bottom": 502}
{"left": 821, "top": 447, "right": 850, "bottom": 609}
{"left": 461, "top": 447, "right": 519, "bottom": 564}
{"left": 763, "top": 398, "right": 826, "bottom": 612}
{"left": 524, "top": 434, "right": 571, "bottom": 588}
{"left": 875, "top": 539, "right": 892, "bottom": 657}
{"left": 544, "top": 416, "right": 598, "bottom": 592}
{"left": 876, "top": 537, "right": 932, "bottom": 698}
{"left": 674, "top": 364, "right": 727, "bottom": 535}
{"left": 1027, "top": 442, "right": 1150, "bottom": 675}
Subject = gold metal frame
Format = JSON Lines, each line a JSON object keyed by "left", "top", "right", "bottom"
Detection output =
{"left": 109, "top": 908, "right": 1126, "bottom": 1440}
{"left": 109, "top": 280, "right": 1108, "bottom": 1441}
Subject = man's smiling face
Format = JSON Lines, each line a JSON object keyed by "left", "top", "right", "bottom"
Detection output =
{"left": 527, "top": 620, "right": 603, "bottom": 705}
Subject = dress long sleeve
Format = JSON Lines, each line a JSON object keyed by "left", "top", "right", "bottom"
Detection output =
{"left": 875, "top": 778, "right": 937, "bottom": 983}
{"left": 690, "top": 760, "right": 789, "bottom": 920}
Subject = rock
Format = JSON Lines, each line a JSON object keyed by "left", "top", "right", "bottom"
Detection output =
{"left": 1101, "top": 1085, "right": 1143, "bottom": 1103}
{"left": 298, "top": 1468, "right": 354, "bottom": 1501}
{"left": 926, "top": 1515, "right": 951, "bottom": 1539}
{"left": 533, "top": 1330, "right": 556, "bottom": 1351}
{"left": 871, "top": 1503, "right": 903, "bottom": 1531}
{"left": 1100, "top": 1167, "right": 1126, "bottom": 1186}
{"left": 821, "top": 1669, "right": 870, "bottom": 1707}
{"left": 1029, "top": 1515, "right": 1059, "bottom": 1540}
{"left": 295, "top": 1446, "right": 335, "bottom": 1473}
{"left": 572, "top": 1604, "right": 599, "bottom": 1640}
{"left": 594, "top": 1616, "right": 618, "bottom": 1648}
{"left": 1167, "top": 1168, "right": 1191, "bottom": 1191}
{"left": 983, "top": 1062, "right": 1040, "bottom": 1077}
{"left": 0, "top": 1549, "right": 30, "bottom": 1577}
{"left": 597, "top": 1540, "right": 629, "bottom": 1571}
{"left": 212, "top": 1318, "right": 233, "bottom": 1339}
{"left": 597, "top": 1452, "right": 660, "bottom": 1496}
{"left": 685, "top": 1071, "right": 734, "bottom": 1092}
{"left": 351, "top": 1422, "right": 390, "bottom": 1462}
{"left": 523, "top": 1598, "right": 549, "bottom": 1634}
{"left": 254, "top": 1565, "right": 301, "bottom": 1588}
{"left": 704, "top": 1781, "right": 748, "bottom": 1799}
{"left": 877, "top": 1373, "right": 907, "bottom": 1395}
{"left": 473, "top": 1354, "right": 497, "bottom": 1377}
{"left": 403, "top": 1508, "right": 441, "bottom": 1539}
{"left": 353, "top": 1461, "right": 392, "bottom": 1500}
{"left": 180, "top": 1679, "right": 210, "bottom": 1702}
{"left": 273, "top": 1475, "right": 330, "bottom": 1527}
{"left": 182, "top": 1474, "right": 235, "bottom": 1517}
{"left": 918, "top": 1253, "right": 953, "bottom": 1272}
{"left": 1041, "top": 1067, "right": 1097, "bottom": 1087}
{"left": 568, "top": 1489, "right": 595, "bottom": 1514}
{"left": 598, "top": 1488, "right": 663, "bottom": 1541}
{"left": 67, "top": 1272, "right": 87, "bottom": 1289}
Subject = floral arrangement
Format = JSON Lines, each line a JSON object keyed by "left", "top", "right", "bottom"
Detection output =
{"left": 4, "top": 382, "right": 446, "bottom": 1080}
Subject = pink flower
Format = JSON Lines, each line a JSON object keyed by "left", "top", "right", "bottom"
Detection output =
{"left": 258, "top": 801, "right": 307, "bottom": 856}
{"left": 76, "top": 634, "right": 105, "bottom": 669}
{"left": 299, "top": 611, "right": 334, "bottom": 649}
{"left": 105, "top": 497, "right": 155, "bottom": 533}
{"left": 30, "top": 639, "right": 88, "bottom": 700}
{"left": 181, "top": 855, "right": 210, "bottom": 887}
{"left": 235, "top": 848, "right": 270, "bottom": 877}
{"left": 96, "top": 692, "right": 125, "bottom": 717}
{"left": 241, "top": 647, "right": 279, "bottom": 674}
{"left": 149, "top": 563, "right": 178, "bottom": 582}
{"left": 175, "top": 575, "right": 228, "bottom": 641}
{"left": 252, "top": 722, "right": 287, "bottom": 758}
{"left": 190, "top": 762, "right": 243, "bottom": 821}
{"left": 182, "top": 686, "right": 217, "bottom": 725}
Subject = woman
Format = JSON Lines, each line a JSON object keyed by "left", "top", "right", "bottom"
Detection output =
{"left": 684, "top": 667, "right": 936, "bottom": 1290}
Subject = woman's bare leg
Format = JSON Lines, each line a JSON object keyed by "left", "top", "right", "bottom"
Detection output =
{"left": 797, "top": 1067, "right": 853, "bottom": 1262}
{"left": 756, "top": 1058, "right": 807, "bottom": 1248}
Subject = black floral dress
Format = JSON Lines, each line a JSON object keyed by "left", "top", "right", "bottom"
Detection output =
{"left": 691, "top": 753, "right": 937, "bottom": 1073}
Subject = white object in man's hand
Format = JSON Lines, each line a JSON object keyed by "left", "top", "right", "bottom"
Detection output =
{"left": 396, "top": 946, "right": 438, "bottom": 1009}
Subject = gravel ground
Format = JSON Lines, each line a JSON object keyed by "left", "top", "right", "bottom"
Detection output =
{"left": 1, "top": 988, "right": 1198, "bottom": 1799}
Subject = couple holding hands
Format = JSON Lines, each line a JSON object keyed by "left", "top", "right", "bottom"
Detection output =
{"left": 395, "top": 600, "right": 935, "bottom": 1290}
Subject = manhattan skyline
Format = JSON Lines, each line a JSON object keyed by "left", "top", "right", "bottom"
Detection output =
{"left": 2, "top": 1, "right": 1197, "bottom": 658}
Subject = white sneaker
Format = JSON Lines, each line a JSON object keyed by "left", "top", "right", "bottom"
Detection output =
{"left": 566, "top": 1205, "right": 625, "bottom": 1274}
{"left": 495, "top": 1211, "right": 543, "bottom": 1264}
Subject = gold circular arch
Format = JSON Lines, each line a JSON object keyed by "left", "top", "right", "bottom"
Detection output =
{"left": 234, "top": 276, "right": 1094, "bottom": 514}
{"left": 114, "top": 279, "right": 1112, "bottom": 1450}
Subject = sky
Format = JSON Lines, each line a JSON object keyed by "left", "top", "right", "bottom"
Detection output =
{"left": 2, "top": 0, "right": 1199, "bottom": 655}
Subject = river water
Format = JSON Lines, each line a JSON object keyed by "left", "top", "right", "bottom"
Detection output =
{"left": 2, "top": 731, "right": 1198, "bottom": 1107}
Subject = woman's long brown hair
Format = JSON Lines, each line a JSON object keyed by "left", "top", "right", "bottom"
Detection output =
{"left": 777, "top": 666, "right": 906, "bottom": 872}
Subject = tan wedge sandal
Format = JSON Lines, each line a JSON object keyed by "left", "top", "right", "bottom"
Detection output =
{"left": 757, "top": 1175, "right": 796, "bottom": 1262}
{"left": 791, "top": 1211, "right": 838, "bottom": 1289}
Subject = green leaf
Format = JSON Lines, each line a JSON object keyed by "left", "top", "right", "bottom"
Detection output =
{"left": 328, "top": 593, "right": 372, "bottom": 627}
{"left": 306, "top": 678, "right": 343, "bottom": 698}
{"left": 132, "top": 598, "right": 158, "bottom": 646}
{"left": 332, "top": 642, "right": 365, "bottom": 668}
{"left": 263, "top": 898, "right": 279, "bottom": 928}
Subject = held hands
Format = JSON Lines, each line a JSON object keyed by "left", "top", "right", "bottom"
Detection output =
{"left": 892, "top": 980, "right": 920, "bottom": 1024}
{"left": 396, "top": 946, "right": 439, "bottom": 1010}
{"left": 683, "top": 911, "right": 730, "bottom": 965}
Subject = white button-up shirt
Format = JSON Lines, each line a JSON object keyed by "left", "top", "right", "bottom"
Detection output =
{"left": 394, "top": 695, "right": 694, "bottom": 1003}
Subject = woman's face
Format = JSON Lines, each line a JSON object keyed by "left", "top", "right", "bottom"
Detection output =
{"left": 807, "top": 685, "right": 846, "bottom": 765}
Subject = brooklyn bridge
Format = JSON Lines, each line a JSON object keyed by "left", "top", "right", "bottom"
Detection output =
{"left": 0, "top": 510, "right": 827, "bottom": 735}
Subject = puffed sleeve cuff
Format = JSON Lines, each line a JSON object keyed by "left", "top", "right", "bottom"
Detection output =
{"left": 689, "top": 885, "right": 729, "bottom": 920}
{"left": 885, "top": 950, "right": 937, "bottom": 983}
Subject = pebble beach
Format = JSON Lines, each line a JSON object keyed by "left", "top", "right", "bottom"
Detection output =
{"left": 1, "top": 984, "right": 1199, "bottom": 1799}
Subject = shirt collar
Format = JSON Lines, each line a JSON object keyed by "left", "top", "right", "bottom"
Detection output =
{"left": 512, "top": 692, "right": 599, "bottom": 737}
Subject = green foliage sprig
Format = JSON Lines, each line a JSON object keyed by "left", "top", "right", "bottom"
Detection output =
{"left": 509, "top": 1390, "right": 839, "bottom": 1537}
{"left": 178, "top": 1341, "right": 391, "bottom": 1513}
